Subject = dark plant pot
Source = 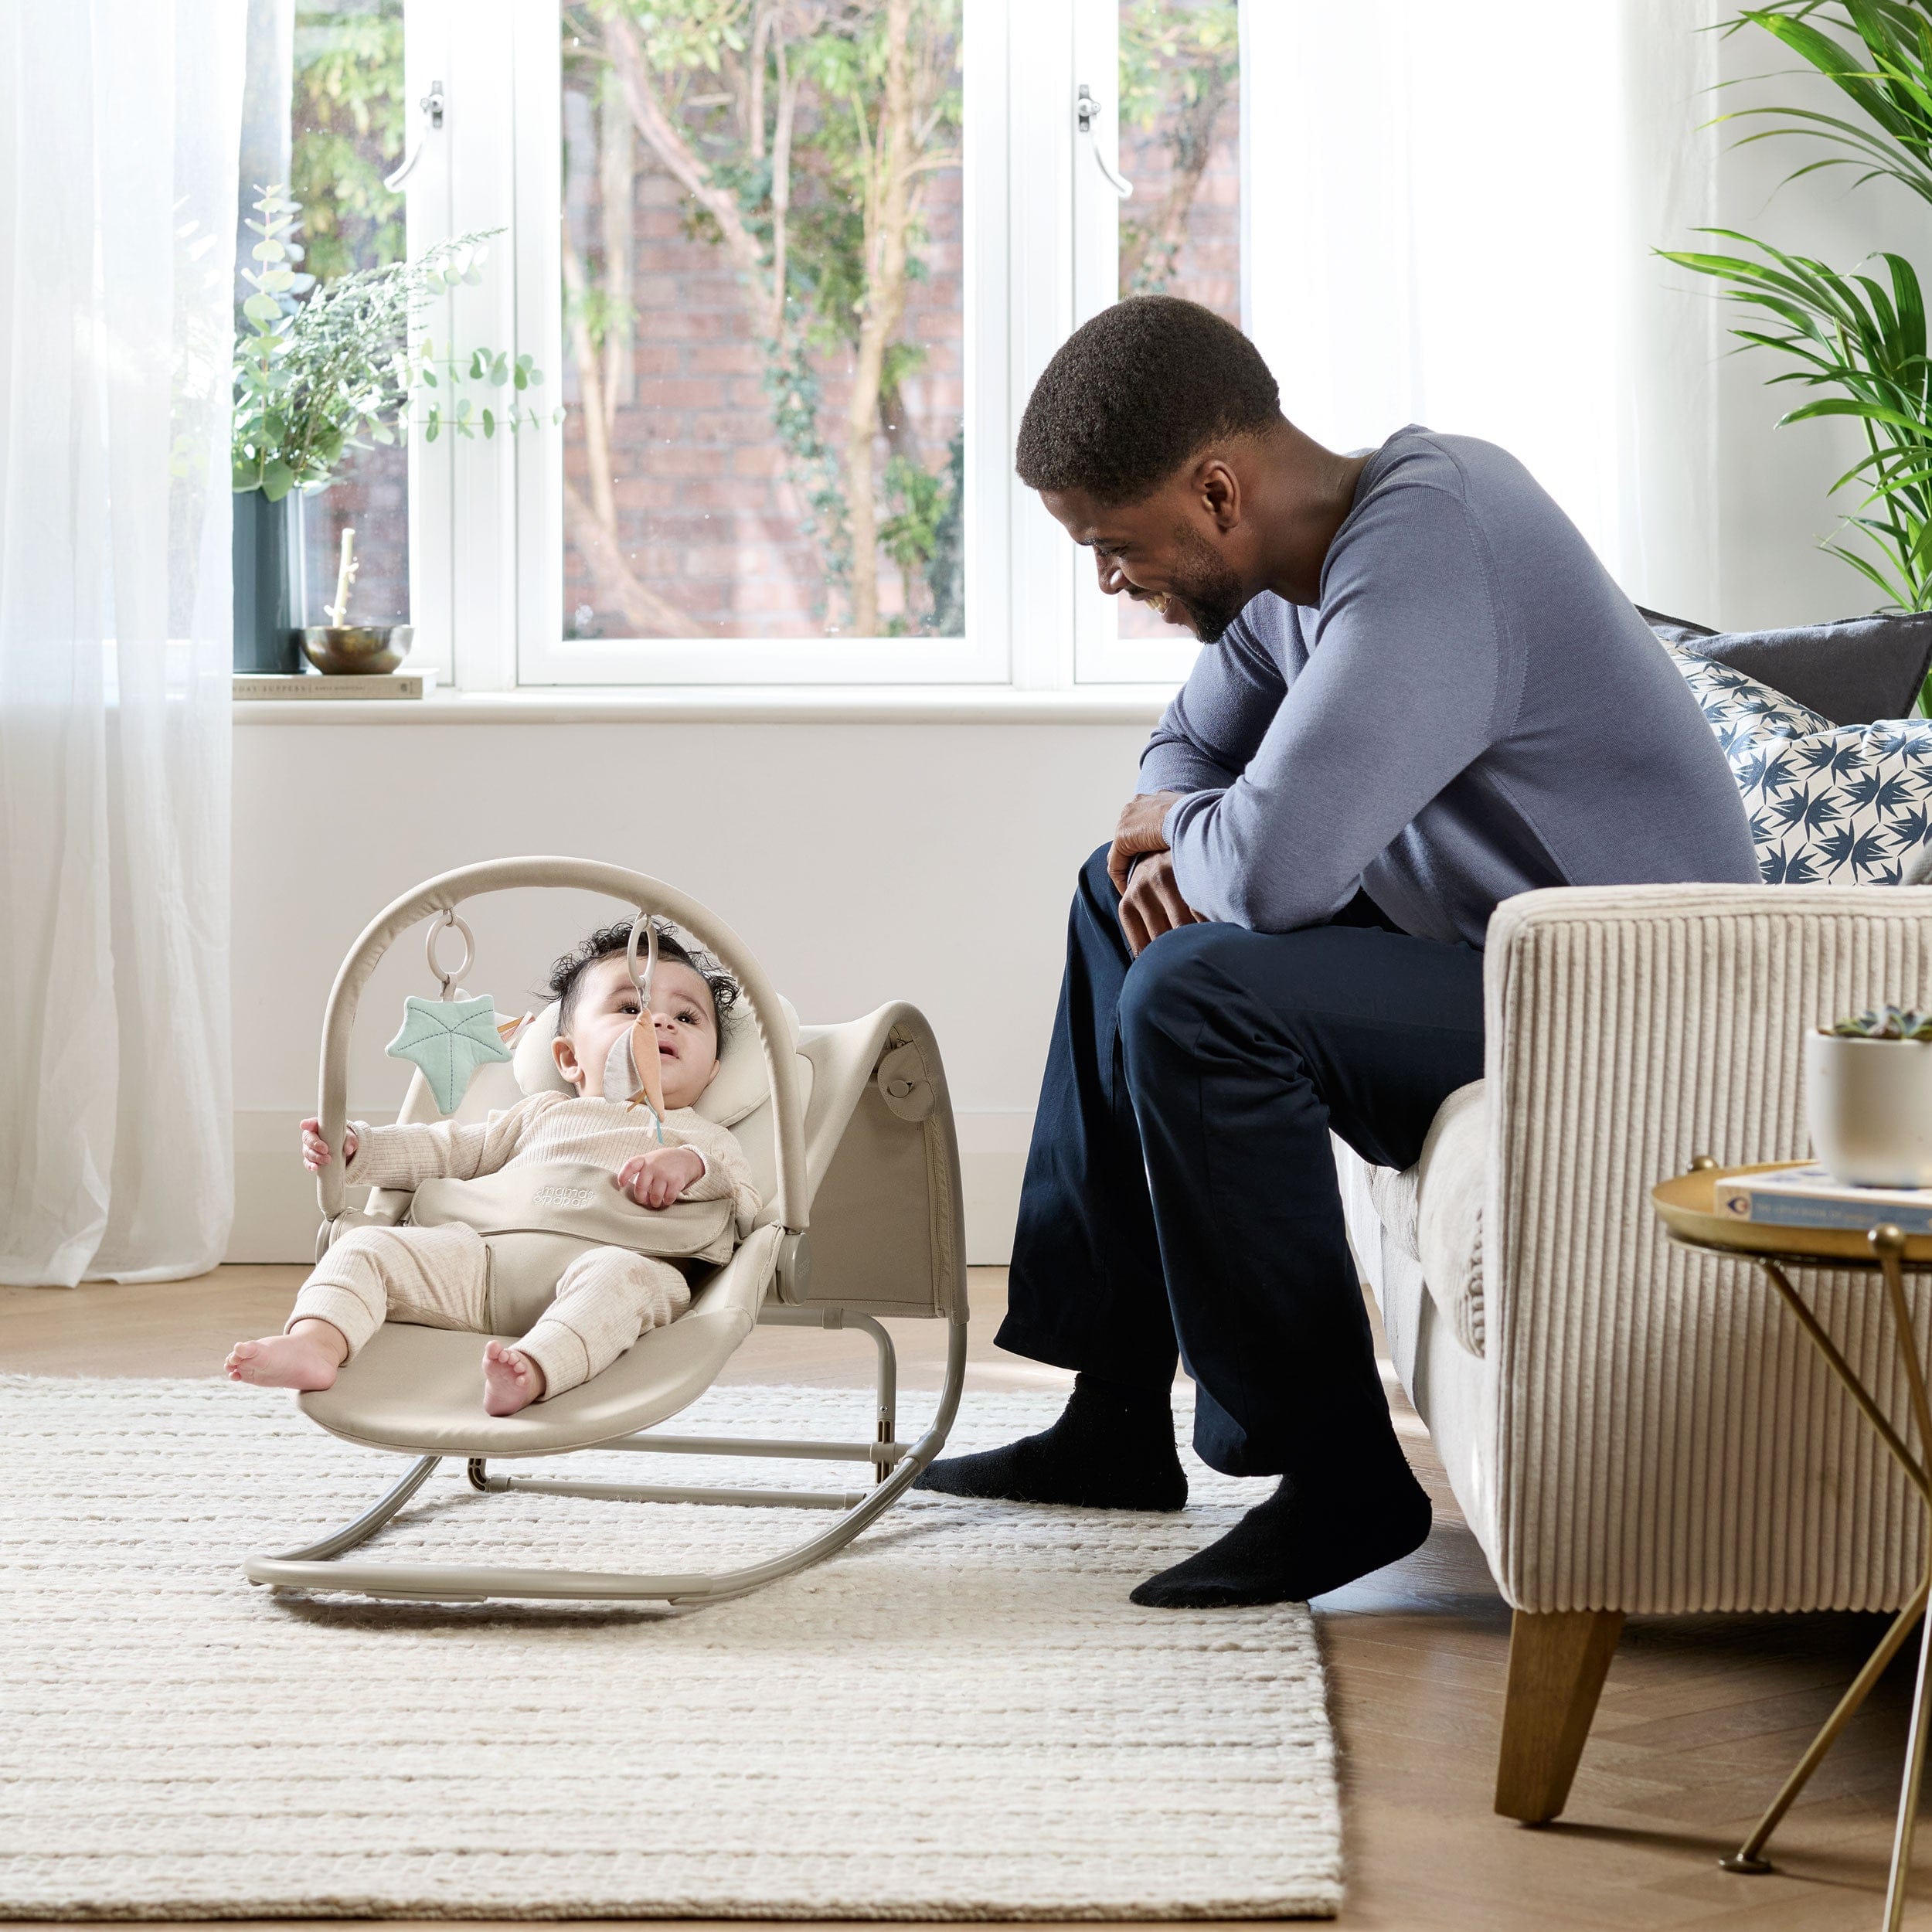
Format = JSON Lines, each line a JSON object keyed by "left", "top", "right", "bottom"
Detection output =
{"left": 231, "top": 487, "right": 304, "bottom": 674}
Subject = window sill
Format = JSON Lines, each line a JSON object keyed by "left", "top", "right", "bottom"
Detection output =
{"left": 230, "top": 683, "right": 1175, "bottom": 726}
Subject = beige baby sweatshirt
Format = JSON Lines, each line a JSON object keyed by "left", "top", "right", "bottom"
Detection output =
{"left": 341, "top": 1092, "right": 761, "bottom": 1265}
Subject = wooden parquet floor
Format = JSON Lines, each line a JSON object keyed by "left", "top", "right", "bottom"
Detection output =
{"left": 5, "top": 1266, "right": 1932, "bottom": 1930}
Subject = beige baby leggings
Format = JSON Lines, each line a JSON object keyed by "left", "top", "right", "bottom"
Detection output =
{"left": 287, "top": 1222, "right": 692, "bottom": 1398}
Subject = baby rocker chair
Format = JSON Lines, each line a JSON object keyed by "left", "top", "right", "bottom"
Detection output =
{"left": 244, "top": 856, "right": 967, "bottom": 1606}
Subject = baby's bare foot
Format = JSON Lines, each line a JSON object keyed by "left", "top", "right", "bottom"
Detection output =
{"left": 226, "top": 1333, "right": 341, "bottom": 1392}
{"left": 482, "top": 1339, "right": 546, "bottom": 1415}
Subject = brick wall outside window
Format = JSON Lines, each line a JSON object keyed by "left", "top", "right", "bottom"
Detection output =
{"left": 560, "top": 160, "right": 965, "bottom": 644}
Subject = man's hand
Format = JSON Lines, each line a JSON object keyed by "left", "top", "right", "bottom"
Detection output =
{"left": 301, "top": 1118, "right": 357, "bottom": 1171}
{"left": 1107, "top": 792, "right": 1202, "bottom": 957}
{"left": 1107, "top": 791, "right": 1183, "bottom": 894}
{"left": 617, "top": 1145, "right": 706, "bottom": 1209}
{"left": 1117, "top": 851, "right": 1203, "bottom": 957}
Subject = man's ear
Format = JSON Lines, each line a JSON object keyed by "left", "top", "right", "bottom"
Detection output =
{"left": 1197, "top": 457, "right": 1240, "bottom": 531}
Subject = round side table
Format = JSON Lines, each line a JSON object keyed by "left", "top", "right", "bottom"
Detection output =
{"left": 1652, "top": 1158, "right": 1932, "bottom": 1932}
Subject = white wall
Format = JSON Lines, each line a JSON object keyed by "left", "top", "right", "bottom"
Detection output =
{"left": 228, "top": 716, "right": 1148, "bottom": 1264}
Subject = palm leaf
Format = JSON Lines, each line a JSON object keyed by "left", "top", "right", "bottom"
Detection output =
{"left": 1781, "top": 396, "right": 1932, "bottom": 429}
{"left": 1747, "top": 4, "right": 1932, "bottom": 140}
{"left": 1668, "top": 6, "right": 1932, "bottom": 623}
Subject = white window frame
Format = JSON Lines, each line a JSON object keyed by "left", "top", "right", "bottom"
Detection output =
{"left": 1068, "top": 0, "right": 1212, "bottom": 686}
{"left": 400, "top": 0, "right": 522, "bottom": 691}
{"left": 398, "top": 0, "right": 1231, "bottom": 692}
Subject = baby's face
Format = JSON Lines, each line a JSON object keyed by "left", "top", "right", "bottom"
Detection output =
{"left": 554, "top": 953, "right": 723, "bottom": 1112}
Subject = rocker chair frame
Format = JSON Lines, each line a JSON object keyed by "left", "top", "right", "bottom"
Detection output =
{"left": 243, "top": 857, "right": 968, "bottom": 1607}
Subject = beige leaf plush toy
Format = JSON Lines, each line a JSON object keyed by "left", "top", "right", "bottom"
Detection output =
{"left": 602, "top": 1012, "right": 666, "bottom": 1122}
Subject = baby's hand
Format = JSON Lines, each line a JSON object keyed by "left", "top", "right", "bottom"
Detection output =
{"left": 300, "top": 1117, "right": 358, "bottom": 1171}
{"left": 617, "top": 1146, "right": 705, "bottom": 1209}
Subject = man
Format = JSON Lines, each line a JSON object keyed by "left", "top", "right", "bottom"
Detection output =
{"left": 918, "top": 297, "right": 1757, "bottom": 1608}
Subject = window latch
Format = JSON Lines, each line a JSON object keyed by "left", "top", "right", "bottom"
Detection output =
{"left": 383, "top": 80, "right": 447, "bottom": 192}
{"left": 1076, "top": 84, "right": 1134, "bottom": 201}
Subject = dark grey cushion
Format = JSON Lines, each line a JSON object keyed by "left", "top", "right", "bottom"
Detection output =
{"left": 1638, "top": 606, "right": 1932, "bottom": 726}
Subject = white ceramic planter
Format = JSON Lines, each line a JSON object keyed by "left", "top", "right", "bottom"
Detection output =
{"left": 1805, "top": 1031, "right": 1932, "bottom": 1188}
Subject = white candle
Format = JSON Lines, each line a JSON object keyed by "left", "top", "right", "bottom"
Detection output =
{"left": 325, "top": 527, "right": 358, "bottom": 626}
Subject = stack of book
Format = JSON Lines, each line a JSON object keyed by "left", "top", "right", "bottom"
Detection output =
{"left": 1716, "top": 1165, "right": 1932, "bottom": 1233}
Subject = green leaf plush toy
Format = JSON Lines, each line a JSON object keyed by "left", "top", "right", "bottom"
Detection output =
{"left": 386, "top": 993, "right": 514, "bottom": 1115}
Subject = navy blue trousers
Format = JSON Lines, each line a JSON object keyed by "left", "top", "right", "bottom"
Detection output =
{"left": 997, "top": 846, "right": 1486, "bottom": 1482}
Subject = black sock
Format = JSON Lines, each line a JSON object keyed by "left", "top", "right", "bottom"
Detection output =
{"left": 1129, "top": 1458, "right": 1431, "bottom": 1607}
{"left": 915, "top": 1371, "right": 1187, "bottom": 1511}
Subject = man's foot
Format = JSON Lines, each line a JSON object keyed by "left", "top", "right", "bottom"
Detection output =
{"left": 225, "top": 1332, "right": 342, "bottom": 1392}
{"left": 916, "top": 1372, "right": 1187, "bottom": 1511}
{"left": 482, "top": 1340, "right": 546, "bottom": 1415}
{"left": 1130, "top": 1464, "right": 1432, "bottom": 1607}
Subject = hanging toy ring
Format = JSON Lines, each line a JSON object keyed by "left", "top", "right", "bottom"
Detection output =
{"left": 624, "top": 912, "right": 659, "bottom": 1008}
{"left": 425, "top": 908, "right": 475, "bottom": 1001}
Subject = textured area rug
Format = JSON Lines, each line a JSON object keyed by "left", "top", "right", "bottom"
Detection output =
{"left": 0, "top": 1373, "right": 1340, "bottom": 1920}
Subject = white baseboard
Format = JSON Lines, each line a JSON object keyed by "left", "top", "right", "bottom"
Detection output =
{"left": 227, "top": 1108, "right": 1033, "bottom": 1267}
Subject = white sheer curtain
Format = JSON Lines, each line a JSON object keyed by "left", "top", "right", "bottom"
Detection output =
{"left": 0, "top": 0, "right": 245, "bottom": 1284}
{"left": 1242, "top": 0, "right": 1725, "bottom": 621}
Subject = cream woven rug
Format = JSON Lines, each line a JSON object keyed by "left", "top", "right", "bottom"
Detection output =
{"left": 0, "top": 1373, "right": 1341, "bottom": 1920}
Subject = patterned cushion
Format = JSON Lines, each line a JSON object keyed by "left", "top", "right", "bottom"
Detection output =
{"left": 1668, "top": 643, "right": 1932, "bottom": 885}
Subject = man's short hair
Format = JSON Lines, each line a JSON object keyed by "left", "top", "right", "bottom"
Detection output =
{"left": 1014, "top": 296, "right": 1281, "bottom": 506}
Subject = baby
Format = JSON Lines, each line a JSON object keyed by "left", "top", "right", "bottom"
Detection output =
{"left": 225, "top": 921, "right": 760, "bottom": 1415}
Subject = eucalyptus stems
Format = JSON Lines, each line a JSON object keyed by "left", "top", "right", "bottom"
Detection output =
{"left": 1658, "top": 2, "right": 1932, "bottom": 617}
{"left": 233, "top": 185, "right": 554, "bottom": 501}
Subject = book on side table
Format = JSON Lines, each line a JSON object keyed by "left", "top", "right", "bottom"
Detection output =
{"left": 1716, "top": 1163, "right": 1932, "bottom": 1233}
{"left": 233, "top": 670, "right": 434, "bottom": 702}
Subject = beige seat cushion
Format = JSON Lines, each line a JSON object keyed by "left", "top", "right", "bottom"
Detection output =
{"left": 1362, "top": 1080, "right": 1488, "bottom": 1357}
{"left": 299, "top": 1225, "right": 781, "bottom": 1458}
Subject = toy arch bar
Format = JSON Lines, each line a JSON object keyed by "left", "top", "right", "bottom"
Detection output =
{"left": 313, "top": 857, "right": 808, "bottom": 1237}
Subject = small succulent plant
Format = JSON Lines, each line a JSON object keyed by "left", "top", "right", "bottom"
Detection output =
{"left": 1827, "top": 1006, "right": 1932, "bottom": 1041}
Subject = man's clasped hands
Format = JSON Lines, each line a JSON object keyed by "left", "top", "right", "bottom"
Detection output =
{"left": 1107, "top": 790, "right": 1199, "bottom": 957}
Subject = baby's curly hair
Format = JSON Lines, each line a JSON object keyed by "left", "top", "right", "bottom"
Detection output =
{"left": 1015, "top": 295, "right": 1281, "bottom": 506}
{"left": 548, "top": 919, "right": 741, "bottom": 1035}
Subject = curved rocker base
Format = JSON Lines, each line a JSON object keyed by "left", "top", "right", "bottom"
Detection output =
{"left": 245, "top": 1309, "right": 964, "bottom": 1608}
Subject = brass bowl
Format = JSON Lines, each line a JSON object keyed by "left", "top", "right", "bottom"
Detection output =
{"left": 298, "top": 624, "right": 413, "bottom": 675}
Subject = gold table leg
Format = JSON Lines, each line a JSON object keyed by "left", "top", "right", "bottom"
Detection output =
{"left": 1721, "top": 1576, "right": 1930, "bottom": 1874}
{"left": 1886, "top": 1595, "right": 1932, "bottom": 1932}
{"left": 1724, "top": 1233, "right": 1932, "bottom": 1930}
{"left": 1875, "top": 1230, "right": 1932, "bottom": 1932}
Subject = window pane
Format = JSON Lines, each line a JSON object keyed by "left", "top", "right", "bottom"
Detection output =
{"left": 559, "top": 3, "right": 964, "bottom": 644}
{"left": 1117, "top": 0, "right": 1239, "bottom": 643}
{"left": 288, "top": 0, "right": 410, "bottom": 628}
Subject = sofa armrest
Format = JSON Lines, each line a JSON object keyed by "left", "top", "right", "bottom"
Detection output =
{"left": 1482, "top": 882, "right": 1932, "bottom": 1616}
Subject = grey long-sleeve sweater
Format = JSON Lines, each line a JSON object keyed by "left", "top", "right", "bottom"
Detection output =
{"left": 1140, "top": 426, "right": 1758, "bottom": 947}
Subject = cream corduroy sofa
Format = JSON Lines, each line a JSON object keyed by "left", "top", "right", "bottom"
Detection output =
{"left": 1336, "top": 879, "right": 1932, "bottom": 1824}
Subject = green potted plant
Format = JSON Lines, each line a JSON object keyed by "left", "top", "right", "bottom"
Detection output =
{"left": 1658, "top": 2, "right": 1932, "bottom": 700}
{"left": 232, "top": 185, "right": 553, "bottom": 672}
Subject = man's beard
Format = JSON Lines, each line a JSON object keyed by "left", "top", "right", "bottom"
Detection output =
{"left": 1162, "top": 523, "right": 1246, "bottom": 643}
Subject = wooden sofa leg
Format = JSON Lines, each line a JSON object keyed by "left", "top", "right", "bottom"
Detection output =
{"left": 1493, "top": 1607, "right": 1624, "bottom": 1825}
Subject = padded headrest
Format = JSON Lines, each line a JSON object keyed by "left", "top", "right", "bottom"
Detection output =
{"left": 511, "top": 992, "right": 801, "bottom": 1129}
